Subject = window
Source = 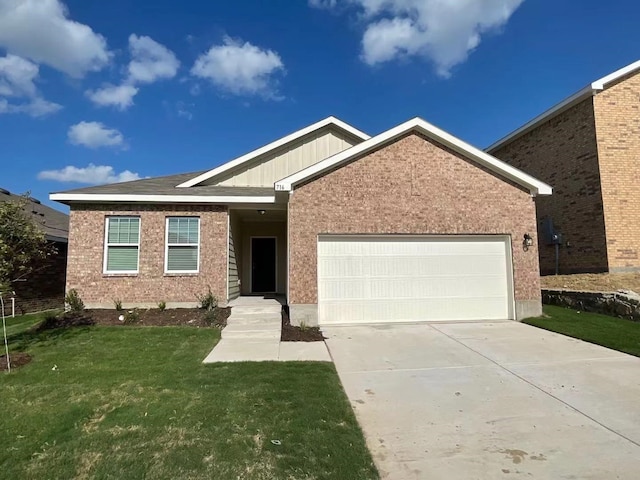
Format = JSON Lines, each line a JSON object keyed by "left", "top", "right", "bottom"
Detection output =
{"left": 104, "top": 217, "right": 140, "bottom": 273}
{"left": 166, "top": 217, "right": 200, "bottom": 273}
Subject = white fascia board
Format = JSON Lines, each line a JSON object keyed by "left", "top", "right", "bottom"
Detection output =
{"left": 486, "top": 85, "right": 595, "bottom": 152}
{"left": 591, "top": 59, "right": 640, "bottom": 89}
{"left": 176, "top": 116, "right": 370, "bottom": 188}
{"left": 488, "top": 59, "right": 640, "bottom": 152}
{"left": 49, "top": 193, "right": 276, "bottom": 204}
{"left": 276, "top": 117, "right": 552, "bottom": 196}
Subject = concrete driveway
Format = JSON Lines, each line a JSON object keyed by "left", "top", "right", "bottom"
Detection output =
{"left": 323, "top": 321, "right": 640, "bottom": 480}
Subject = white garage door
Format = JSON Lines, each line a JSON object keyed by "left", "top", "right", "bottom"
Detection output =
{"left": 317, "top": 235, "right": 513, "bottom": 325}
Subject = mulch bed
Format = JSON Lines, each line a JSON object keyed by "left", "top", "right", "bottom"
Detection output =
{"left": 1, "top": 352, "right": 32, "bottom": 371}
{"left": 34, "top": 308, "right": 231, "bottom": 331}
{"left": 281, "top": 308, "right": 325, "bottom": 342}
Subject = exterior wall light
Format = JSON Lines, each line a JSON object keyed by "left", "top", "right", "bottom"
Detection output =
{"left": 523, "top": 233, "right": 534, "bottom": 250}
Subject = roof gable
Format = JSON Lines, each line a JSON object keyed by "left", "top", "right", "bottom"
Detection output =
{"left": 177, "top": 116, "right": 369, "bottom": 188}
{"left": 275, "top": 118, "right": 552, "bottom": 196}
{"left": 0, "top": 190, "right": 69, "bottom": 242}
{"left": 488, "top": 59, "right": 640, "bottom": 152}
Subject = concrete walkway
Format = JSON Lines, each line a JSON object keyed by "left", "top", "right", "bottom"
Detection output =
{"left": 324, "top": 321, "right": 640, "bottom": 480}
{"left": 203, "top": 296, "right": 331, "bottom": 363}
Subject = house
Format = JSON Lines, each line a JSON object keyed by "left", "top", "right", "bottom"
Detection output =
{"left": 0, "top": 189, "right": 69, "bottom": 313}
{"left": 51, "top": 116, "right": 551, "bottom": 325}
{"left": 488, "top": 60, "right": 640, "bottom": 275}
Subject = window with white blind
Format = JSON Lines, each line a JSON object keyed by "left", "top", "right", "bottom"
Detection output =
{"left": 165, "top": 217, "right": 200, "bottom": 273}
{"left": 104, "top": 217, "right": 140, "bottom": 273}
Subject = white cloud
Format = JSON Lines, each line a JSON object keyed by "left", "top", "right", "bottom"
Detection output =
{"left": 0, "top": 54, "right": 38, "bottom": 97}
{"left": 308, "top": 0, "right": 337, "bottom": 8}
{"left": 85, "top": 35, "right": 178, "bottom": 110}
{"left": 0, "top": 96, "right": 61, "bottom": 117}
{"left": 191, "top": 37, "right": 284, "bottom": 98}
{"left": 0, "top": 54, "right": 62, "bottom": 117}
{"left": 176, "top": 101, "right": 193, "bottom": 120}
{"left": 0, "top": 0, "right": 111, "bottom": 78}
{"left": 67, "top": 121, "right": 125, "bottom": 149}
{"left": 127, "top": 34, "right": 180, "bottom": 84}
{"left": 314, "top": 0, "right": 524, "bottom": 77}
{"left": 38, "top": 163, "right": 141, "bottom": 184}
{"left": 85, "top": 84, "right": 139, "bottom": 111}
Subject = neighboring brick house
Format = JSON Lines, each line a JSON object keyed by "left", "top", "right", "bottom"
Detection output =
{"left": 52, "top": 117, "right": 551, "bottom": 325}
{"left": 0, "top": 189, "right": 69, "bottom": 313}
{"left": 488, "top": 60, "right": 640, "bottom": 275}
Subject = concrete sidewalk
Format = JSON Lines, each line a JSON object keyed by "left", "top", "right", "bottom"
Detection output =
{"left": 203, "top": 338, "right": 331, "bottom": 362}
{"left": 203, "top": 296, "right": 331, "bottom": 362}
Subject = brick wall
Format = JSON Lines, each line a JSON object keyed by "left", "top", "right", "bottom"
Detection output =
{"left": 66, "top": 204, "right": 228, "bottom": 308}
{"left": 12, "top": 241, "right": 67, "bottom": 314}
{"left": 594, "top": 71, "right": 640, "bottom": 272}
{"left": 490, "top": 98, "right": 607, "bottom": 274}
{"left": 288, "top": 133, "right": 541, "bottom": 317}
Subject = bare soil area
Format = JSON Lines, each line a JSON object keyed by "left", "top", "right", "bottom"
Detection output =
{"left": 34, "top": 308, "right": 231, "bottom": 331}
{"left": 281, "top": 308, "right": 325, "bottom": 342}
{"left": 1, "top": 352, "right": 32, "bottom": 371}
{"left": 541, "top": 273, "right": 640, "bottom": 293}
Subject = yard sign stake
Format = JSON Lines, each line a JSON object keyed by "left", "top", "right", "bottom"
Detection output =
{"left": 0, "top": 294, "right": 9, "bottom": 373}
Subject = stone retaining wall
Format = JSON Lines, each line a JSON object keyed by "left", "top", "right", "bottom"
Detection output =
{"left": 542, "top": 288, "right": 640, "bottom": 322}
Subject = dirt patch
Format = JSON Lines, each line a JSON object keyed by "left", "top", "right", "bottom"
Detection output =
{"left": 541, "top": 273, "right": 640, "bottom": 293}
{"left": 34, "top": 308, "right": 231, "bottom": 331}
{"left": 35, "top": 312, "right": 95, "bottom": 331}
{"left": 1, "top": 352, "right": 32, "bottom": 371}
{"left": 281, "top": 308, "right": 325, "bottom": 342}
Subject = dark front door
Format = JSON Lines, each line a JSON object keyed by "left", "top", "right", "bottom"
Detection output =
{"left": 251, "top": 237, "right": 276, "bottom": 293}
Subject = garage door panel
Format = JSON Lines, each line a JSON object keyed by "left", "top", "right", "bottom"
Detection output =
{"left": 319, "top": 297, "right": 509, "bottom": 323}
{"left": 317, "top": 236, "right": 513, "bottom": 324}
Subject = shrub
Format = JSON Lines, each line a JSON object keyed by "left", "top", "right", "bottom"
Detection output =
{"left": 123, "top": 309, "right": 140, "bottom": 325}
{"left": 113, "top": 298, "right": 123, "bottom": 311}
{"left": 196, "top": 287, "right": 217, "bottom": 311}
{"left": 65, "top": 289, "right": 85, "bottom": 313}
{"left": 157, "top": 301, "right": 166, "bottom": 311}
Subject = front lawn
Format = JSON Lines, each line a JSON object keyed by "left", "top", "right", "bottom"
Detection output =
{"left": 524, "top": 305, "right": 640, "bottom": 357}
{"left": 0, "top": 322, "right": 378, "bottom": 479}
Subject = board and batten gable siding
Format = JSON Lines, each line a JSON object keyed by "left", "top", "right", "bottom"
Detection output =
{"left": 227, "top": 214, "right": 241, "bottom": 300}
{"left": 287, "top": 132, "right": 542, "bottom": 322}
{"left": 208, "top": 127, "right": 362, "bottom": 187}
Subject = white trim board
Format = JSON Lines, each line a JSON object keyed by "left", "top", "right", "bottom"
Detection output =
{"left": 488, "top": 59, "right": 640, "bottom": 152}
{"left": 176, "top": 116, "right": 370, "bottom": 188}
{"left": 275, "top": 117, "right": 553, "bottom": 196}
{"left": 164, "top": 216, "right": 201, "bottom": 274}
{"left": 50, "top": 193, "right": 276, "bottom": 204}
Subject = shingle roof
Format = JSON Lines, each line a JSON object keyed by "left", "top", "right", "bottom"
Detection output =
{"left": 51, "top": 171, "right": 274, "bottom": 198}
{"left": 0, "top": 189, "right": 69, "bottom": 242}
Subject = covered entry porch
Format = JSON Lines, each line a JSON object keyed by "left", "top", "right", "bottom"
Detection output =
{"left": 227, "top": 207, "right": 287, "bottom": 301}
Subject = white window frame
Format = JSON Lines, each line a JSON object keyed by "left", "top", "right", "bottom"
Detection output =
{"left": 164, "top": 216, "right": 201, "bottom": 274}
{"left": 103, "top": 216, "right": 141, "bottom": 275}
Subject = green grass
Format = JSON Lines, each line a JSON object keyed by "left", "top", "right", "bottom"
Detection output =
{"left": 1, "top": 310, "right": 59, "bottom": 338}
{"left": 0, "top": 322, "right": 378, "bottom": 480}
{"left": 524, "top": 305, "right": 640, "bottom": 357}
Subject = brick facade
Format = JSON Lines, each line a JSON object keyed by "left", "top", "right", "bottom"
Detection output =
{"left": 491, "top": 70, "right": 640, "bottom": 274}
{"left": 66, "top": 204, "right": 228, "bottom": 308}
{"left": 490, "top": 98, "right": 606, "bottom": 275}
{"left": 288, "top": 133, "right": 542, "bottom": 319}
{"left": 12, "top": 241, "right": 67, "bottom": 314}
{"left": 594, "top": 72, "right": 640, "bottom": 272}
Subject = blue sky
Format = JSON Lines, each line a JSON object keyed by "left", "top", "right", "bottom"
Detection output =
{"left": 1, "top": 0, "right": 638, "bottom": 212}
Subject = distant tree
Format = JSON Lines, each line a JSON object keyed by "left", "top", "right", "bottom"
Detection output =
{"left": 0, "top": 194, "right": 56, "bottom": 295}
